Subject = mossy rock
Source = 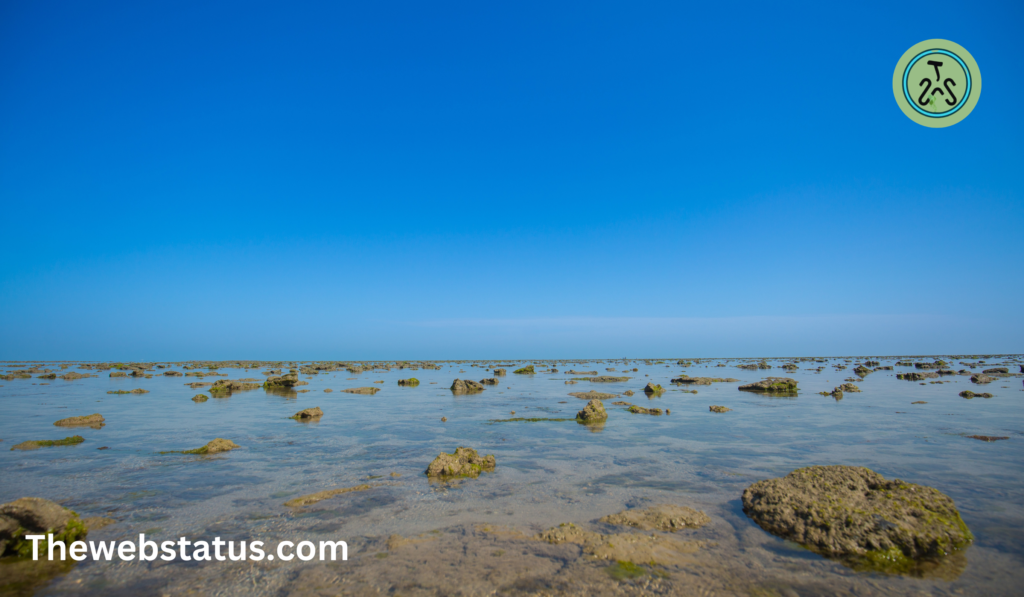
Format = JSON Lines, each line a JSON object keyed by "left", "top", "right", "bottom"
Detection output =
{"left": 575, "top": 399, "right": 608, "bottom": 423}
{"left": 397, "top": 378, "right": 420, "bottom": 386}
{"left": 11, "top": 436, "right": 85, "bottom": 451}
{"left": 513, "top": 365, "right": 535, "bottom": 374}
{"left": 161, "top": 438, "right": 240, "bottom": 455}
{"left": 738, "top": 377, "right": 798, "bottom": 394}
{"left": 53, "top": 414, "right": 104, "bottom": 429}
{"left": 742, "top": 465, "right": 971, "bottom": 577}
{"left": 425, "top": 447, "right": 495, "bottom": 479}
{"left": 191, "top": 394, "right": 209, "bottom": 402}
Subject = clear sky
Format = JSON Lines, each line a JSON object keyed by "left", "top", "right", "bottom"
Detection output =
{"left": 1, "top": 0, "right": 1021, "bottom": 361}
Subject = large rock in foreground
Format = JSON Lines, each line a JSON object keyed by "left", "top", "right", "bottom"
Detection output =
{"left": 425, "top": 447, "right": 495, "bottom": 478}
{"left": 576, "top": 399, "right": 607, "bottom": 423}
{"left": 0, "top": 497, "right": 87, "bottom": 558}
{"left": 738, "top": 377, "right": 798, "bottom": 393}
{"left": 742, "top": 465, "right": 971, "bottom": 575}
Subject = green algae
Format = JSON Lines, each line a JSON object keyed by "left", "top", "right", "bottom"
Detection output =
{"left": 605, "top": 560, "right": 645, "bottom": 581}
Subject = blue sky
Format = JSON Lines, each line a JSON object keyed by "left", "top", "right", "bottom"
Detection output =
{"left": 1, "top": 0, "right": 1021, "bottom": 360}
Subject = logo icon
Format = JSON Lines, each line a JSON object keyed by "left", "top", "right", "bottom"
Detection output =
{"left": 893, "top": 39, "right": 981, "bottom": 128}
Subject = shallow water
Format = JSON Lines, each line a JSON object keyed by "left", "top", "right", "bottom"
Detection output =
{"left": 1, "top": 357, "right": 1023, "bottom": 595}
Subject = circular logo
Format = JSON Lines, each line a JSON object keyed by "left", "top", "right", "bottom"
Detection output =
{"left": 893, "top": 39, "right": 981, "bottom": 128}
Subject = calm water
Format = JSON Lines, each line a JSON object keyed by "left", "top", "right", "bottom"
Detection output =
{"left": 1, "top": 357, "right": 1022, "bottom": 595}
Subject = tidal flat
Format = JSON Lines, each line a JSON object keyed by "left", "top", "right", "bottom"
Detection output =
{"left": 1, "top": 356, "right": 1023, "bottom": 596}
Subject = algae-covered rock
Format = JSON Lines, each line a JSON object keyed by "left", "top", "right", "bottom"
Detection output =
{"left": 853, "top": 365, "right": 872, "bottom": 376}
{"left": 627, "top": 405, "right": 662, "bottom": 415}
{"left": 959, "top": 391, "right": 993, "bottom": 399}
{"left": 264, "top": 372, "right": 299, "bottom": 388}
{"left": 109, "top": 371, "right": 127, "bottom": 378}
{"left": 898, "top": 372, "right": 939, "bottom": 381}
{"left": 191, "top": 393, "right": 209, "bottom": 402}
{"left": 576, "top": 399, "right": 607, "bottom": 423}
{"left": 163, "top": 370, "right": 183, "bottom": 377}
{"left": 742, "top": 465, "right": 972, "bottom": 576}
{"left": 290, "top": 407, "right": 323, "bottom": 420}
{"left": 643, "top": 382, "right": 664, "bottom": 395}
{"left": 709, "top": 405, "right": 732, "bottom": 413}
{"left": 0, "top": 497, "right": 87, "bottom": 558}
{"left": 585, "top": 376, "right": 629, "bottom": 383}
{"left": 513, "top": 365, "right": 535, "bottom": 374}
{"left": 536, "top": 522, "right": 702, "bottom": 566}
{"left": 569, "top": 391, "right": 616, "bottom": 400}
{"left": 165, "top": 438, "right": 240, "bottom": 455}
{"left": 11, "top": 436, "right": 85, "bottom": 451}
{"left": 450, "top": 379, "right": 484, "bottom": 394}
{"left": 209, "top": 379, "right": 261, "bottom": 395}
{"left": 106, "top": 388, "right": 148, "bottom": 394}
{"left": 284, "top": 484, "right": 373, "bottom": 508}
{"left": 425, "top": 446, "right": 495, "bottom": 478}
{"left": 397, "top": 378, "right": 420, "bottom": 386}
{"left": 739, "top": 377, "right": 798, "bottom": 393}
{"left": 342, "top": 387, "right": 380, "bottom": 395}
{"left": 53, "top": 414, "right": 104, "bottom": 429}
{"left": 479, "top": 377, "right": 499, "bottom": 385}
{"left": 600, "top": 504, "right": 710, "bottom": 532}
{"left": 671, "top": 376, "right": 739, "bottom": 385}
{"left": 493, "top": 368, "right": 506, "bottom": 376}
{"left": 970, "top": 374, "right": 993, "bottom": 384}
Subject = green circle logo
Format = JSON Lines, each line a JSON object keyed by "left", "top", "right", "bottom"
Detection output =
{"left": 893, "top": 39, "right": 981, "bottom": 128}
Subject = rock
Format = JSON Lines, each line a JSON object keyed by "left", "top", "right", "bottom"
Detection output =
{"left": 53, "top": 414, "right": 104, "bottom": 429}
{"left": 209, "top": 379, "right": 261, "bottom": 395}
{"left": 425, "top": 447, "right": 495, "bottom": 478}
{"left": 493, "top": 368, "right": 507, "bottom": 376}
{"left": 576, "top": 399, "right": 608, "bottom": 423}
{"left": 186, "top": 382, "right": 212, "bottom": 388}
{"left": 738, "top": 377, "right": 798, "bottom": 393}
{"left": 284, "top": 484, "right": 373, "bottom": 508}
{"left": 627, "top": 405, "right": 662, "bottom": 415}
{"left": 163, "top": 370, "right": 183, "bottom": 376}
{"left": 915, "top": 361, "right": 947, "bottom": 370}
{"left": 709, "top": 405, "right": 732, "bottom": 413}
{"left": 192, "top": 394, "right": 208, "bottom": 402}
{"left": 643, "top": 382, "right": 664, "bottom": 394}
{"left": 397, "top": 378, "right": 420, "bottom": 386}
{"left": 479, "top": 378, "right": 499, "bottom": 385}
{"left": 742, "top": 465, "right": 971, "bottom": 574}
{"left": 671, "top": 376, "right": 739, "bottom": 385}
{"left": 912, "top": 401, "right": 927, "bottom": 404}
{"left": 342, "top": 387, "right": 380, "bottom": 394}
{"left": 566, "top": 370, "right": 598, "bottom": 375}
{"left": 612, "top": 401, "right": 631, "bottom": 405}
{"left": 970, "top": 374, "right": 993, "bottom": 384}
{"left": 836, "top": 383, "right": 861, "bottom": 393}
{"left": 569, "top": 391, "right": 616, "bottom": 400}
{"left": 106, "top": 388, "right": 148, "bottom": 394}
{"left": 0, "top": 497, "right": 87, "bottom": 558}
{"left": 585, "top": 376, "right": 629, "bottom": 383}
{"left": 897, "top": 372, "right": 939, "bottom": 381}
{"left": 263, "top": 373, "right": 300, "bottom": 388}
{"left": 623, "top": 390, "right": 634, "bottom": 396}
{"left": 600, "top": 504, "right": 710, "bottom": 532}
{"left": 11, "top": 436, "right": 85, "bottom": 451}
{"left": 959, "top": 391, "right": 993, "bottom": 399}
{"left": 450, "top": 379, "right": 484, "bottom": 394}
{"left": 440, "top": 416, "right": 447, "bottom": 422}
{"left": 166, "top": 438, "right": 240, "bottom": 455}
{"left": 290, "top": 407, "right": 323, "bottom": 420}
{"left": 513, "top": 365, "right": 535, "bottom": 374}
{"left": 853, "top": 365, "right": 872, "bottom": 376}
{"left": 564, "top": 380, "right": 577, "bottom": 385}
{"left": 109, "top": 372, "right": 127, "bottom": 378}
{"left": 967, "top": 435, "right": 1009, "bottom": 442}
{"left": 537, "top": 522, "right": 702, "bottom": 566}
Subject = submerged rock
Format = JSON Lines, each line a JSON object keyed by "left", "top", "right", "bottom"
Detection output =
{"left": 671, "top": 376, "right": 739, "bottom": 385}
{"left": 163, "top": 370, "right": 183, "bottom": 377}
{"left": 967, "top": 435, "right": 1009, "bottom": 442}
{"left": 11, "top": 436, "right": 85, "bottom": 451}
{"left": 191, "top": 394, "right": 208, "bottom": 402}
{"left": 284, "top": 484, "right": 373, "bottom": 508}
{"left": 897, "top": 372, "right": 939, "bottom": 381}
{"left": 600, "top": 504, "right": 710, "bottom": 532}
{"left": 165, "top": 438, "right": 240, "bottom": 455}
{"left": 425, "top": 447, "right": 495, "bottom": 478}
{"left": 537, "top": 522, "right": 702, "bottom": 566}
{"left": 209, "top": 379, "right": 261, "bottom": 395}
{"left": 569, "top": 391, "right": 616, "bottom": 400}
{"left": 709, "top": 405, "right": 732, "bottom": 413}
{"left": 450, "top": 379, "right": 484, "bottom": 394}
{"left": 479, "top": 378, "right": 499, "bottom": 385}
{"left": 109, "top": 372, "right": 127, "bottom": 377}
{"left": 970, "top": 374, "right": 993, "bottom": 384}
{"left": 742, "top": 465, "right": 971, "bottom": 575}
{"left": 106, "top": 388, "right": 148, "bottom": 394}
{"left": 343, "top": 387, "right": 380, "bottom": 395}
{"left": 397, "top": 378, "right": 420, "bottom": 386}
{"left": 53, "top": 414, "right": 104, "bottom": 429}
{"left": 586, "top": 376, "right": 629, "bottom": 383}
{"left": 576, "top": 399, "right": 608, "bottom": 423}
{"left": 739, "top": 377, "right": 798, "bottom": 393}
{"left": 290, "top": 407, "right": 323, "bottom": 420}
